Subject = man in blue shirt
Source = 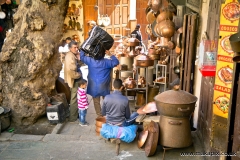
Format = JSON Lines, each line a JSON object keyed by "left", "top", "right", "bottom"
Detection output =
{"left": 80, "top": 50, "right": 119, "bottom": 116}
{"left": 101, "top": 79, "right": 138, "bottom": 126}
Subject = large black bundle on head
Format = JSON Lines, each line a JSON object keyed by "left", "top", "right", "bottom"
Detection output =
{"left": 81, "top": 26, "right": 114, "bottom": 60}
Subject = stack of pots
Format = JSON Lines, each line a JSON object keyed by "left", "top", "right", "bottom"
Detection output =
{"left": 154, "top": 88, "right": 198, "bottom": 148}
{"left": 95, "top": 117, "right": 106, "bottom": 136}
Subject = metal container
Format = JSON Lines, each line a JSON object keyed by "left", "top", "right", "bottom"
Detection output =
{"left": 136, "top": 90, "right": 146, "bottom": 106}
{"left": 159, "top": 115, "right": 192, "bottom": 148}
{"left": 134, "top": 54, "right": 154, "bottom": 67}
{"left": 156, "top": 11, "right": 173, "bottom": 23}
{"left": 0, "top": 107, "right": 11, "bottom": 132}
{"left": 119, "top": 57, "right": 134, "bottom": 69}
{"left": 147, "top": 85, "right": 159, "bottom": 102}
{"left": 154, "top": 89, "right": 198, "bottom": 117}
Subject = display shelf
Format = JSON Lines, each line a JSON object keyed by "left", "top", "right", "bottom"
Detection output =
{"left": 154, "top": 64, "right": 168, "bottom": 92}
{"left": 126, "top": 66, "right": 150, "bottom": 106}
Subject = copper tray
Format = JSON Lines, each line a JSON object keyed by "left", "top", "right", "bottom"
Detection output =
{"left": 144, "top": 121, "right": 159, "bottom": 157}
{"left": 138, "top": 130, "right": 149, "bottom": 148}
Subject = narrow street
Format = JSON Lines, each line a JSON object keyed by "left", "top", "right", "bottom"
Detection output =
{"left": 0, "top": 96, "right": 204, "bottom": 160}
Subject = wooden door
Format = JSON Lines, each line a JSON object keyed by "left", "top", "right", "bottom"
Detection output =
{"left": 136, "top": 0, "right": 149, "bottom": 47}
{"left": 83, "top": 0, "right": 98, "bottom": 39}
{"left": 197, "top": 0, "right": 222, "bottom": 157}
{"left": 103, "top": 0, "right": 129, "bottom": 35}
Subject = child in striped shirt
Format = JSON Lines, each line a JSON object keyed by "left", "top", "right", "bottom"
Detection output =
{"left": 77, "top": 79, "right": 89, "bottom": 126}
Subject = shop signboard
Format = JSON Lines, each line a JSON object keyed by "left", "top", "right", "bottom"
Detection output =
{"left": 213, "top": 0, "right": 239, "bottom": 118}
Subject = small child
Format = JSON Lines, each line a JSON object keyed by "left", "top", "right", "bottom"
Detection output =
{"left": 77, "top": 79, "right": 89, "bottom": 126}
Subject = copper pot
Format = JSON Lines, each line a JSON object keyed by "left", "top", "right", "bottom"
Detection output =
{"left": 159, "top": 20, "right": 175, "bottom": 38}
{"left": 124, "top": 77, "right": 136, "bottom": 89}
{"left": 134, "top": 54, "right": 154, "bottom": 67}
{"left": 127, "top": 37, "right": 140, "bottom": 46}
{"left": 156, "top": 11, "right": 173, "bottom": 23}
{"left": 154, "top": 88, "right": 198, "bottom": 117}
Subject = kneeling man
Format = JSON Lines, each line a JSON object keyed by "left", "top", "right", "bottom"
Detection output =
{"left": 101, "top": 79, "right": 138, "bottom": 126}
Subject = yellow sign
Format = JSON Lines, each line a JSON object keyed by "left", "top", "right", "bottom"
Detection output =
{"left": 213, "top": 0, "right": 239, "bottom": 118}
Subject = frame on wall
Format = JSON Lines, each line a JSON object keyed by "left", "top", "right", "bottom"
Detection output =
{"left": 186, "top": 0, "right": 201, "bottom": 13}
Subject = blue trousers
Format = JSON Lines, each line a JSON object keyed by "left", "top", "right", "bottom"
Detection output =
{"left": 78, "top": 109, "right": 87, "bottom": 124}
{"left": 121, "top": 112, "right": 139, "bottom": 127}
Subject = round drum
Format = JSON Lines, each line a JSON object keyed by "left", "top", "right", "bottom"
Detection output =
{"left": 159, "top": 115, "right": 192, "bottom": 148}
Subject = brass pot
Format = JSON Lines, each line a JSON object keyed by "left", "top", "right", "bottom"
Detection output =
{"left": 156, "top": 11, "right": 173, "bottom": 23}
{"left": 154, "top": 88, "right": 198, "bottom": 117}
{"left": 159, "top": 115, "right": 192, "bottom": 148}
{"left": 134, "top": 54, "right": 154, "bottom": 67}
